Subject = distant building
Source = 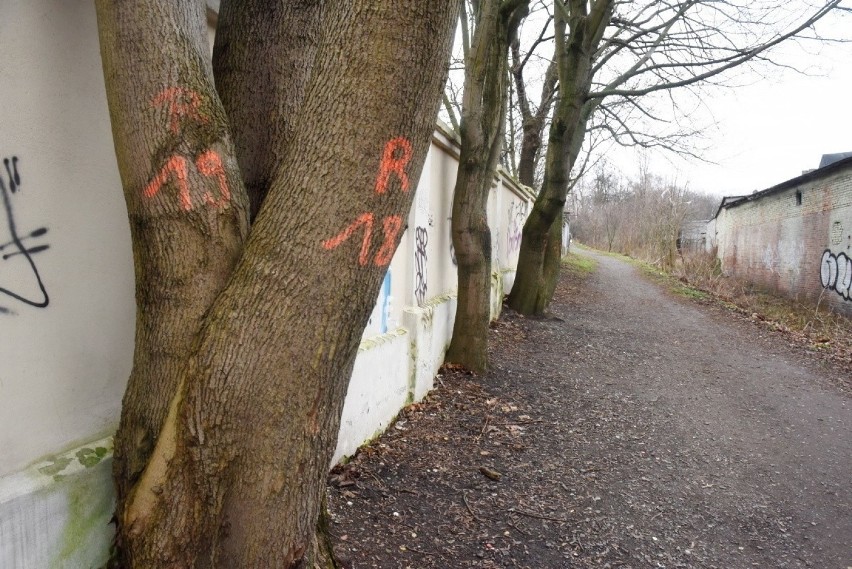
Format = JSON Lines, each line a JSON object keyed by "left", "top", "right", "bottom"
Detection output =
{"left": 678, "top": 219, "right": 710, "bottom": 253}
{"left": 711, "top": 154, "right": 852, "bottom": 316}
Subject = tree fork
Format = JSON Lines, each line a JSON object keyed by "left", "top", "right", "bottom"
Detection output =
{"left": 213, "top": 0, "right": 324, "bottom": 221}
{"left": 101, "top": 0, "right": 459, "bottom": 564}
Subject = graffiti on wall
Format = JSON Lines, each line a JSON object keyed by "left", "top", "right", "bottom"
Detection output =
{"left": 414, "top": 226, "right": 428, "bottom": 306}
{"left": 0, "top": 156, "right": 50, "bottom": 314}
{"left": 446, "top": 216, "right": 457, "bottom": 266}
{"left": 323, "top": 137, "right": 411, "bottom": 267}
{"left": 820, "top": 249, "right": 852, "bottom": 301}
{"left": 507, "top": 201, "right": 525, "bottom": 255}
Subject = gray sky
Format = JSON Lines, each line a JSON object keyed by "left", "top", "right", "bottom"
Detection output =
{"left": 615, "top": 19, "right": 852, "bottom": 198}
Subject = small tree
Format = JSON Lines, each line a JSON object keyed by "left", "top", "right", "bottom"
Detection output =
{"left": 445, "top": 0, "right": 530, "bottom": 372}
{"left": 97, "top": 0, "right": 458, "bottom": 564}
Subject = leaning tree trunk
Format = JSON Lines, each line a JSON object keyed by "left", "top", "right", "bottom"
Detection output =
{"left": 96, "top": 0, "right": 251, "bottom": 517}
{"left": 507, "top": 0, "right": 611, "bottom": 316}
{"left": 511, "top": 47, "right": 559, "bottom": 311}
{"left": 445, "top": 0, "right": 528, "bottom": 373}
{"left": 98, "top": 0, "right": 458, "bottom": 565}
{"left": 541, "top": 202, "right": 564, "bottom": 303}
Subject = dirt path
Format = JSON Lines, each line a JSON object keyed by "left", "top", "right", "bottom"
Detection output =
{"left": 328, "top": 248, "right": 852, "bottom": 568}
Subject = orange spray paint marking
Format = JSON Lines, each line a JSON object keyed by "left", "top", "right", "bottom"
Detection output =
{"left": 374, "top": 137, "right": 412, "bottom": 195}
{"left": 152, "top": 87, "right": 208, "bottom": 134}
{"left": 144, "top": 155, "right": 192, "bottom": 211}
{"left": 195, "top": 150, "right": 231, "bottom": 207}
{"left": 322, "top": 213, "right": 374, "bottom": 266}
{"left": 374, "top": 215, "right": 403, "bottom": 266}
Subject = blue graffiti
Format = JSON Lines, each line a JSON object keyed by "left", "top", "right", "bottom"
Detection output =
{"left": 379, "top": 269, "right": 391, "bottom": 333}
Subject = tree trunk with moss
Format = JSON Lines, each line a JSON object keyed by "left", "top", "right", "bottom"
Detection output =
{"left": 97, "top": 0, "right": 458, "bottom": 565}
{"left": 445, "top": 0, "right": 528, "bottom": 373}
{"left": 507, "top": 0, "right": 611, "bottom": 316}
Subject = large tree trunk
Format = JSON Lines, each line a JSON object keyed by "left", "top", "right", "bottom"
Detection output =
{"left": 507, "top": 0, "right": 611, "bottom": 316}
{"left": 98, "top": 0, "right": 458, "bottom": 565}
{"left": 96, "top": 0, "right": 251, "bottom": 514}
{"left": 541, "top": 203, "right": 564, "bottom": 303}
{"left": 445, "top": 0, "right": 528, "bottom": 373}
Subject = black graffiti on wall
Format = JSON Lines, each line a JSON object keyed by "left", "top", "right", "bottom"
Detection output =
{"left": 414, "top": 226, "right": 428, "bottom": 306}
{"left": 0, "top": 156, "right": 50, "bottom": 314}
{"left": 447, "top": 216, "right": 457, "bottom": 266}
{"left": 820, "top": 249, "right": 851, "bottom": 302}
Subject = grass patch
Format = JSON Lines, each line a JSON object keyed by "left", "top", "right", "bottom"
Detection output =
{"left": 673, "top": 284, "right": 708, "bottom": 300}
{"left": 627, "top": 258, "right": 709, "bottom": 300}
{"left": 563, "top": 251, "right": 597, "bottom": 278}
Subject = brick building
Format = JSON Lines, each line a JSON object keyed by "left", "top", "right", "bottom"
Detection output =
{"left": 711, "top": 155, "right": 852, "bottom": 316}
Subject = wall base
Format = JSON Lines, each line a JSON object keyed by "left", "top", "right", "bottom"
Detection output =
{"left": 0, "top": 437, "right": 114, "bottom": 569}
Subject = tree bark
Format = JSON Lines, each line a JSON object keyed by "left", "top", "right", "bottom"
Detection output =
{"left": 95, "top": 0, "right": 251, "bottom": 514}
{"left": 445, "top": 0, "right": 529, "bottom": 373}
{"left": 99, "top": 0, "right": 458, "bottom": 566}
{"left": 508, "top": 0, "right": 611, "bottom": 315}
{"left": 541, "top": 202, "right": 564, "bottom": 303}
{"left": 212, "top": 0, "right": 323, "bottom": 221}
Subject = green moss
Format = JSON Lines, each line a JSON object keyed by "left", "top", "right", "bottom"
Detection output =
{"left": 75, "top": 447, "right": 108, "bottom": 469}
{"left": 38, "top": 457, "right": 73, "bottom": 477}
{"left": 422, "top": 292, "right": 456, "bottom": 309}
{"left": 358, "top": 328, "right": 407, "bottom": 352}
{"left": 408, "top": 340, "right": 418, "bottom": 399}
{"left": 52, "top": 463, "right": 114, "bottom": 568}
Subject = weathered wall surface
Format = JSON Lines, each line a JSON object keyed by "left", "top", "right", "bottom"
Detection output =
{"left": 0, "top": 3, "right": 535, "bottom": 566}
{"left": 715, "top": 164, "right": 852, "bottom": 316}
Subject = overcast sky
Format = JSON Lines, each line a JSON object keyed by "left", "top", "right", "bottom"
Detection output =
{"left": 614, "top": 17, "right": 852, "bottom": 198}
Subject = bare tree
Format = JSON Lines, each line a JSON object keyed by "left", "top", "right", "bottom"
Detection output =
{"left": 508, "top": 0, "right": 846, "bottom": 315}
{"left": 572, "top": 159, "right": 722, "bottom": 269}
{"left": 97, "top": 1, "right": 458, "bottom": 565}
{"left": 445, "top": 0, "right": 530, "bottom": 373}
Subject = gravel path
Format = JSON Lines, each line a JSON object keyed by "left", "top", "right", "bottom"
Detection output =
{"left": 328, "top": 248, "right": 852, "bottom": 568}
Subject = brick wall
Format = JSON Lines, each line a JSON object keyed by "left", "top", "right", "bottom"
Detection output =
{"left": 715, "top": 163, "right": 852, "bottom": 316}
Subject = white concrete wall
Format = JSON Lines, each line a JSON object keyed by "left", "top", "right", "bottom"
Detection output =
{"left": 0, "top": 4, "right": 536, "bottom": 566}
{"left": 0, "top": 0, "right": 135, "bottom": 478}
